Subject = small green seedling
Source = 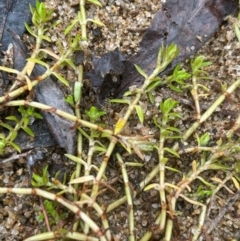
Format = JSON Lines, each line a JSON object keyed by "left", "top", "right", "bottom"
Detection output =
{"left": 0, "top": 106, "right": 42, "bottom": 154}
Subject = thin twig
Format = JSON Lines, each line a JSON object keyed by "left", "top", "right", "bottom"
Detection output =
{"left": 0, "top": 150, "right": 31, "bottom": 164}
{"left": 206, "top": 190, "right": 240, "bottom": 235}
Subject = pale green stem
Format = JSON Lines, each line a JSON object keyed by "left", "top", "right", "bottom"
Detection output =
{"left": 80, "top": 0, "right": 87, "bottom": 41}
{"left": 90, "top": 138, "right": 118, "bottom": 200}
{"left": 178, "top": 146, "right": 215, "bottom": 155}
{"left": 173, "top": 78, "right": 240, "bottom": 151}
{"left": 191, "top": 75, "right": 201, "bottom": 121}
{"left": 164, "top": 151, "right": 225, "bottom": 241}
{"left": 0, "top": 187, "right": 107, "bottom": 241}
{"left": 88, "top": 57, "right": 172, "bottom": 205}
{"left": 158, "top": 131, "right": 167, "bottom": 231}
{"left": 114, "top": 65, "right": 169, "bottom": 135}
{"left": 83, "top": 140, "right": 95, "bottom": 235}
{"left": 2, "top": 116, "right": 24, "bottom": 143}
{"left": 109, "top": 67, "right": 240, "bottom": 240}
{"left": 73, "top": 64, "right": 84, "bottom": 231}
{"left": 192, "top": 205, "right": 207, "bottom": 241}
{"left": 116, "top": 153, "right": 135, "bottom": 241}
{"left": 0, "top": 48, "right": 75, "bottom": 104}
{"left": 106, "top": 195, "right": 128, "bottom": 213}
{"left": 24, "top": 231, "right": 99, "bottom": 241}
{"left": 4, "top": 100, "right": 113, "bottom": 135}
{"left": 140, "top": 211, "right": 164, "bottom": 241}
{"left": 10, "top": 26, "right": 44, "bottom": 91}
{"left": 106, "top": 163, "right": 159, "bottom": 213}
{"left": 78, "top": 193, "right": 112, "bottom": 241}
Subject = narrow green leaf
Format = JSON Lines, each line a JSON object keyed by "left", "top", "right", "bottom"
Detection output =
{"left": 119, "top": 139, "right": 132, "bottom": 154}
{"left": 134, "top": 64, "right": 148, "bottom": 79}
{"left": 87, "top": 19, "right": 105, "bottom": 27}
{"left": 85, "top": 106, "right": 106, "bottom": 122}
{"left": 64, "top": 19, "right": 78, "bottom": 35}
{"left": 153, "top": 116, "right": 161, "bottom": 129}
{"left": 164, "top": 147, "right": 180, "bottom": 158}
{"left": 29, "top": 4, "right": 35, "bottom": 16}
{"left": 36, "top": 213, "right": 44, "bottom": 222}
{"left": 87, "top": 0, "right": 102, "bottom": 6}
{"left": 196, "top": 176, "right": 215, "bottom": 188}
{"left": 22, "top": 126, "right": 35, "bottom": 137}
{"left": 234, "top": 161, "right": 240, "bottom": 173}
{"left": 168, "top": 113, "right": 181, "bottom": 119}
{"left": 168, "top": 84, "right": 183, "bottom": 92}
{"left": 93, "top": 146, "right": 107, "bottom": 153}
{"left": 10, "top": 130, "right": 18, "bottom": 141}
{"left": 65, "top": 154, "right": 88, "bottom": 169}
{"left": 42, "top": 166, "right": 49, "bottom": 185}
{"left": 208, "top": 163, "right": 230, "bottom": 171}
{"left": 110, "top": 99, "right": 130, "bottom": 104}
{"left": 65, "top": 95, "right": 74, "bottom": 107}
{"left": 52, "top": 72, "right": 69, "bottom": 86}
{"left": 231, "top": 176, "right": 240, "bottom": 190}
{"left": 161, "top": 157, "right": 169, "bottom": 164}
{"left": 0, "top": 123, "right": 13, "bottom": 131}
{"left": 166, "top": 126, "right": 181, "bottom": 133}
{"left": 137, "top": 143, "right": 155, "bottom": 152}
{"left": 234, "top": 22, "right": 240, "bottom": 42}
{"left": 146, "top": 79, "right": 161, "bottom": 92}
{"left": 0, "top": 140, "right": 6, "bottom": 153}
{"left": 64, "top": 59, "right": 76, "bottom": 70}
{"left": 31, "top": 11, "right": 37, "bottom": 26}
{"left": 32, "top": 173, "right": 43, "bottom": 186}
{"left": 74, "top": 82, "right": 82, "bottom": 103}
{"left": 144, "top": 183, "right": 159, "bottom": 191}
{"left": 0, "top": 66, "right": 19, "bottom": 74}
{"left": 196, "top": 186, "right": 213, "bottom": 199}
{"left": 39, "top": 48, "right": 60, "bottom": 60}
{"left": 27, "top": 58, "right": 49, "bottom": 70}
{"left": 124, "top": 90, "right": 134, "bottom": 97}
{"left": 31, "top": 180, "right": 39, "bottom": 187}
{"left": 9, "top": 142, "right": 21, "bottom": 153}
{"left": 135, "top": 105, "right": 144, "bottom": 124}
{"left": 33, "top": 112, "right": 42, "bottom": 119}
{"left": 69, "top": 175, "right": 95, "bottom": 184}
{"left": 23, "top": 117, "right": 30, "bottom": 128}
{"left": 25, "top": 23, "right": 37, "bottom": 38}
{"left": 165, "top": 166, "right": 181, "bottom": 173}
{"left": 5, "top": 116, "right": 18, "bottom": 122}
{"left": 147, "top": 92, "right": 154, "bottom": 104}
{"left": 199, "top": 132, "right": 210, "bottom": 146}
{"left": 41, "top": 35, "right": 51, "bottom": 42}
{"left": 125, "top": 162, "right": 144, "bottom": 167}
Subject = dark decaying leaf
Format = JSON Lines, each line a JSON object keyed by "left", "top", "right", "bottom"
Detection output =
{"left": 0, "top": 117, "right": 56, "bottom": 158}
{"left": 93, "top": 48, "right": 126, "bottom": 76}
{"left": 0, "top": 0, "right": 39, "bottom": 52}
{"left": 96, "top": 73, "right": 123, "bottom": 105}
{"left": 89, "top": 0, "right": 238, "bottom": 104}
{"left": 17, "top": 120, "right": 56, "bottom": 154}
{"left": 11, "top": 32, "right": 76, "bottom": 154}
{"left": 86, "top": 48, "right": 127, "bottom": 105}
{"left": 0, "top": 0, "right": 39, "bottom": 85}
{"left": 120, "top": 0, "right": 238, "bottom": 95}
{"left": 74, "top": 50, "right": 85, "bottom": 65}
{"left": 0, "top": 0, "right": 12, "bottom": 44}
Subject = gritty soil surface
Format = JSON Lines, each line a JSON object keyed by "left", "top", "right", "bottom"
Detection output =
{"left": 0, "top": 1, "right": 240, "bottom": 241}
